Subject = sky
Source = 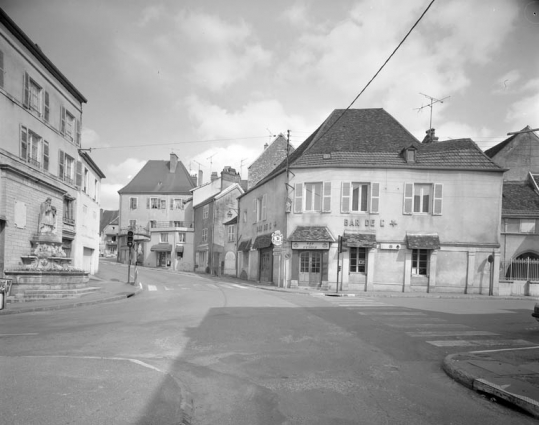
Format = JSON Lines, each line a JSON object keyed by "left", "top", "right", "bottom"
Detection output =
{"left": 1, "top": 0, "right": 538, "bottom": 210}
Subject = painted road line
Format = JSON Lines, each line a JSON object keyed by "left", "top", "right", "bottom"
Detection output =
{"left": 164, "top": 286, "right": 174, "bottom": 291}
{"left": 0, "top": 333, "right": 38, "bottom": 337}
{"left": 407, "top": 330, "right": 498, "bottom": 338}
{"left": 147, "top": 285, "right": 157, "bottom": 291}
{"left": 357, "top": 312, "right": 428, "bottom": 316}
{"left": 427, "top": 339, "right": 533, "bottom": 348}
{"left": 387, "top": 323, "right": 470, "bottom": 329}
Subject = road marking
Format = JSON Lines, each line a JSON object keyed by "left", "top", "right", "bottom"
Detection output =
{"left": 407, "top": 330, "right": 498, "bottom": 337}
{"left": 147, "top": 285, "right": 157, "bottom": 291}
{"left": 357, "top": 312, "right": 427, "bottom": 316}
{"left": 387, "top": 323, "right": 470, "bottom": 329}
{"left": 0, "top": 333, "right": 38, "bottom": 337}
{"left": 231, "top": 284, "right": 251, "bottom": 289}
{"left": 427, "top": 339, "right": 533, "bottom": 348}
{"left": 164, "top": 286, "right": 174, "bottom": 291}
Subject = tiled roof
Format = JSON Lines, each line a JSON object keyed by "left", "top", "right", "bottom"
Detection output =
{"left": 252, "top": 234, "right": 272, "bottom": 249}
{"left": 343, "top": 231, "right": 376, "bottom": 248}
{"left": 118, "top": 160, "right": 195, "bottom": 194}
{"left": 289, "top": 226, "right": 335, "bottom": 242}
{"left": 484, "top": 127, "right": 529, "bottom": 158}
{"left": 502, "top": 182, "right": 539, "bottom": 214}
{"left": 99, "top": 210, "right": 119, "bottom": 234}
{"left": 238, "top": 239, "right": 252, "bottom": 251}
{"left": 406, "top": 233, "right": 440, "bottom": 249}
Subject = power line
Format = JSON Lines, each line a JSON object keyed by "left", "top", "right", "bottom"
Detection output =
{"left": 313, "top": 0, "right": 437, "bottom": 143}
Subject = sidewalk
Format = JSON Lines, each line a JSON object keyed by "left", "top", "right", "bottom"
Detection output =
{"left": 0, "top": 275, "right": 141, "bottom": 316}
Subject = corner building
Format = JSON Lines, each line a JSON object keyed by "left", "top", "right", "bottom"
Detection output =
{"left": 237, "top": 109, "right": 505, "bottom": 294}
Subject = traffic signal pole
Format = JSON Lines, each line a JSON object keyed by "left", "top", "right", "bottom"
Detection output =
{"left": 127, "top": 231, "right": 134, "bottom": 284}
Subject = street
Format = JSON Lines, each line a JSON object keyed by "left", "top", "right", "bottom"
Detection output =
{"left": 1, "top": 261, "right": 539, "bottom": 424}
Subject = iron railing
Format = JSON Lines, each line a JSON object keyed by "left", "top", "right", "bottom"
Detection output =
{"left": 500, "top": 258, "right": 539, "bottom": 281}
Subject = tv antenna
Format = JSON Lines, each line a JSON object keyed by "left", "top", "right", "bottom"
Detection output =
{"left": 414, "top": 93, "right": 450, "bottom": 130}
{"left": 266, "top": 128, "right": 275, "bottom": 144}
{"left": 207, "top": 152, "right": 217, "bottom": 174}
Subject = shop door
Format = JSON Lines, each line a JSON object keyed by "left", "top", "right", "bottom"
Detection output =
{"left": 299, "top": 251, "right": 322, "bottom": 287}
{"left": 259, "top": 248, "right": 273, "bottom": 282}
{"left": 158, "top": 252, "right": 168, "bottom": 267}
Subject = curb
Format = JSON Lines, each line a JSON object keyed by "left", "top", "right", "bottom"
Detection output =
{"left": 0, "top": 285, "right": 143, "bottom": 316}
{"left": 442, "top": 353, "right": 539, "bottom": 419}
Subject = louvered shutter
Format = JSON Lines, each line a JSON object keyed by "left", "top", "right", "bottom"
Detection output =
{"left": 20, "top": 126, "right": 28, "bottom": 160}
{"left": 76, "top": 119, "right": 81, "bottom": 146}
{"left": 23, "top": 72, "right": 30, "bottom": 108}
{"left": 147, "top": 198, "right": 150, "bottom": 209}
{"left": 0, "top": 51, "right": 4, "bottom": 88}
{"left": 170, "top": 199, "right": 174, "bottom": 210}
{"left": 253, "top": 199, "right": 257, "bottom": 223}
{"left": 58, "top": 150, "right": 65, "bottom": 179}
{"left": 323, "top": 182, "right": 331, "bottom": 212}
{"left": 370, "top": 183, "right": 380, "bottom": 214}
{"left": 44, "top": 91, "right": 50, "bottom": 122}
{"left": 262, "top": 194, "right": 267, "bottom": 220}
{"left": 294, "top": 183, "right": 303, "bottom": 213}
{"left": 60, "top": 106, "right": 66, "bottom": 134}
{"left": 403, "top": 183, "right": 413, "bottom": 214}
{"left": 341, "top": 182, "right": 351, "bottom": 213}
{"left": 43, "top": 141, "right": 49, "bottom": 171}
{"left": 433, "top": 184, "right": 443, "bottom": 215}
{"left": 75, "top": 161, "right": 82, "bottom": 187}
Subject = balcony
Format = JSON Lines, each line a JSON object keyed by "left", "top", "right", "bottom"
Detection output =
{"left": 119, "top": 225, "right": 151, "bottom": 239}
{"left": 149, "top": 221, "right": 193, "bottom": 230}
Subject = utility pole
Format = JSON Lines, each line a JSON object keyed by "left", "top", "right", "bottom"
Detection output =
{"left": 415, "top": 93, "right": 450, "bottom": 130}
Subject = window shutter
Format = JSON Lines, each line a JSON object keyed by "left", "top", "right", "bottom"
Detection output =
{"left": 0, "top": 50, "right": 4, "bottom": 88}
{"left": 20, "top": 126, "right": 28, "bottom": 160}
{"left": 60, "top": 106, "right": 66, "bottom": 134}
{"left": 58, "top": 150, "right": 65, "bottom": 179}
{"left": 76, "top": 119, "right": 81, "bottom": 146}
{"left": 433, "top": 183, "right": 443, "bottom": 215}
{"left": 44, "top": 91, "right": 50, "bottom": 122}
{"left": 75, "top": 160, "right": 82, "bottom": 187}
{"left": 253, "top": 199, "right": 257, "bottom": 223}
{"left": 323, "top": 182, "right": 331, "bottom": 212}
{"left": 341, "top": 182, "right": 351, "bottom": 213}
{"left": 23, "top": 72, "right": 29, "bottom": 108}
{"left": 170, "top": 199, "right": 173, "bottom": 210}
{"left": 294, "top": 183, "right": 303, "bottom": 213}
{"left": 262, "top": 194, "right": 267, "bottom": 220}
{"left": 403, "top": 183, "right": 413, "bottom": 214}
{"left": 370, "top": 183, "right": 380, "bottom": 214}
{"left": 146, "top": 198, "right": 150, "bottom": 209}
{"left": 43, "top": 140, "right": 49, "bottom": 171}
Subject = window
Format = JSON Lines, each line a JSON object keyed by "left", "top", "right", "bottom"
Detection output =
{"left": 228, "top": 225, "right": 235, "bottom": 242}
{"left": 172, "top": 199, "right": 183, "bottom": 210}
{"left": 403, "top": 183, "right": 442, "bottom": 215}
{"left": 130, "top": 197, "right": 138, "bottom": 210}
{"left": 349, "top": 247, "right": 366, "bottom": 273}
{"left": 505, "top": 219, "right": 539, "bottom": 234}
{"left": 63, "top": 197, "right": 75, "bottom": 225}
{"left": 58, "top": 151, "right": 76, "bottom": 184}
{"left": 295, "top": 182, "right": 331, "bottom": 213}
{"left": 341, "top": 182, "right": 379, "bottom": 213}
{"left": 202, "top": 228, "right": 208, "bottom": 243}
{"left": 150, "top": 220, "right": 157, "bottom": 228}
{"left": 178, "top": 232, "right": 186, "bottom": 243}
{"left": 412, "top": 249, "right": 428, "bottom": 275}
{"left": 150, "top": 198, "right": 160, "bottom": 209}
{"left": 161, "top": 233, "right": 168, "bottom": 243}
{"left": 83, "top": 168, "right": 89, "bottom": 193}
{"left": 255, "top": 194, "right": 267, "bottom": 222}
{"left": 20, "top": 126, "right": 48, "bottom": 169}
{"left": 160, "top": 199, "right": 166, "bottom": 209}
{"left": 129, "top": 219, "right": 136, "bottom": 228}
{"left": 60, "top": 107, "right": 81, "bottom": 146}
{"left": 23, "top": 72, "right": 42, "bottom": 115}
{"left": 203, "top": 205, "right": 209, "bottom": 219}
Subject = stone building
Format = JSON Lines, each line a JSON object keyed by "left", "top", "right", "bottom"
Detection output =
{"left": 248, "top": 134, "right": 294, "bottom": 189}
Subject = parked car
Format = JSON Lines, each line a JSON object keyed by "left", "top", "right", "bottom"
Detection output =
{"left": 532, "top": 303, "right": 539, "bottom": 321}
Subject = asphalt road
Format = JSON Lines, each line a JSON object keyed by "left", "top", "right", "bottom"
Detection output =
{"left": 1, "top": 261, "right": 539, "bottom": 424}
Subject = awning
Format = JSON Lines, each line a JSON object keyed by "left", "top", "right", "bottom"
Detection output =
{"left": 343, "top": 231, "right": 377, "bottom": 248}
{"left": 289, "top": 226, "right": 335, "bottom": 242}
{"left": 238, "top": 239, "right": 252, "bottom": 251}
{"left": 150, "top": 243, "right": 172, "bottom": 252}
{"left": 406, "top": 233, "right": 440, "bottom": 249}
{"left": 252, "top": 234, "right": 272, "bottom": 250}
{"left": 175, "top": 244, "right": 184, "bottom": 253}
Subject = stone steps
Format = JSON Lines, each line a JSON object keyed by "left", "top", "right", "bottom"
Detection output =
{"left": 12, "top": 287, "right": 100, "bottom": 302}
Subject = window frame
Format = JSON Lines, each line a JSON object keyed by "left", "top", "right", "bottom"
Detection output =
{"left": 130, "top": 197, "right": 138, "bottom": 210}
{"left": 202, "top": 228, "right": 208, "bottom": 243}
{"left": 227, "top": 225, "right": 236, "bottom": 242}
{"left": 160, "top": 232, "right": 168, "bottom": 243}
{"left": 412, "top": 249, "right": 429, "bottom": 276}
{"left": 349, "top": 247, "right": 367, "bottom": 273}
{"left": 203, "top": 204, "right": 209, "bottom": 219}
{"left": 403, "top": 183, "right": 443, "bottom": 216}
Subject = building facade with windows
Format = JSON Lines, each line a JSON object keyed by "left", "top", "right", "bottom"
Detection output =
{"left": 237, "top": 109, "right": 505, "bottom": 294}
{"left": 117, "top": 153, "right": 195, "bottom": 271}
{"left": 99, "top": 209, "right": 119, "bottom": 257}
{"left": 0, "top": 8, "right": 104, "bottom": 276}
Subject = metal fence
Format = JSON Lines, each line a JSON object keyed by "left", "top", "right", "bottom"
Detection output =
{"left": 501, "top": 258, "right": 539, "bottom": 281}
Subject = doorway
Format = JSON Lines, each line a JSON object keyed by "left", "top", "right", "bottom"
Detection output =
{"left": 259, "top": 248, "right": 273, "bottom": 282}
{"left": 299, "top": 251, "right": 322, "bottom": 287}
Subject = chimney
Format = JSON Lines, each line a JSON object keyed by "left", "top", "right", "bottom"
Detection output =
{"left": 169, "top": 153, "right": 178, "bottom": 173}
{"left": 422, "top": 128, "right": 439, "bottom": 144}
{"left": 198, "top": 170, "right": 203, "bottom": 186}
{"left": 220, "top": 166, "right": 241, "bottom": 190}
{"left": 211, "top": 172, "right": 218, "bottom": 182}
{"left": 191, "top": 174, "right": 197, "bottom": 186}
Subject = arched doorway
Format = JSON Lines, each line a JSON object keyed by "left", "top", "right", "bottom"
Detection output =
{"left": 506, "top": 251, "right": 539, "bottom": 280}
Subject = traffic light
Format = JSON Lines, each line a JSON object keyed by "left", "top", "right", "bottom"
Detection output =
{"left": 127, "top": 231, "right": 134, "bottom": 247}
{"left": 338, "top": 235, "right": 347, "bottom": 253}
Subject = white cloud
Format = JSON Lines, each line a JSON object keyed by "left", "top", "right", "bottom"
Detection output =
{"left": 138, "top": 5, "right": 165, "bottom": 27}
{"left": 506, "top": 79, "right": 539, "bottom": 130}
{"left": 99, "top": 183, "right": 123, "bottom": 210}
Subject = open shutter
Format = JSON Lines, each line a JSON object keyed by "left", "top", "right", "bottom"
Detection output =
{"left": 294, "top": 183, "right": 303, "bottom": 213}
{"left": 58, "top": 150, "right": 65, "bottom": 179}
{"left": 43, "top": 140, "right": 49, "bottom": 171}
{"left": 433, "top": 183, "right": 443, "bottom": 215}
{"left": 170, "top": 199, "right": 174, "bottom": 210}
{"left": 60, "top": 106, "right": 66, "bottom": 134}
{"left": 403, "top": 183, "right": 413, "bottom": 214}
{"left": 44, "top": 91, "right": 50, "bottom": 122}
{"left": 75, "top": 160, "right": 82, "bottom": 187}
{"left": 341, "top": 182, "right": 351, "bottom": 213}
{"left": 253, "top": 199, "right": 257, "bottom": 223}
{"left": 20, "top": 126, "right": 28, "bottom": 160}
{"left": 23, "top": 72, "right": 30, "bottom": 108}
{"left": 0, "top": 50, "right": 4, "bottom": 88}
{"left": 146, "top": 198, "right": 150, "bottom": 209}
{"left": 370, "top": 183, "right": 380, "bottom": 214}
{"left": 262, "top": 194, "right": 267, "bottom": 220}
{"left": 323, "top": 182, "right": 331, "bottom": 212}
{"left": 76, "top": 119, "right": 81, "bottom": 146}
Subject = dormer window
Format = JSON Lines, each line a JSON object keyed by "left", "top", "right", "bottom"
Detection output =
{"left": 403, "top": 146, "right": 417, "bottom": 163}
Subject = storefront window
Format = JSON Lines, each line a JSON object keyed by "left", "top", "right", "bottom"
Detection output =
{"left": 350, "top": 247, "right": 366, "bottom": 273}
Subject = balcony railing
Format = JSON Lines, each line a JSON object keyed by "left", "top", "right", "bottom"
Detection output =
{"left": 149, "top": 221, "right": 193, "bottom": 229}
{"left": 119, "top": 225, "right": 151, "bottom": 238}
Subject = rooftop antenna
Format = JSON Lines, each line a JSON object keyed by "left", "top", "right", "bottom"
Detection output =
{"left": 207, "top": 152, "right": 217, "bottom": 174}
{"left": 266, "top": 128, "right": 275, "bottom": 144}
{"left": 414, "top": 93, "right": 450, "bottom": 130}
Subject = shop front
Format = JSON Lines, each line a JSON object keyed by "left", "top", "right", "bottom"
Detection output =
{"left": 344, "top": 231, "right": 377, "bottom": 290}
{"left": 150, "top": 243, "right": 172, "bottom": 267}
